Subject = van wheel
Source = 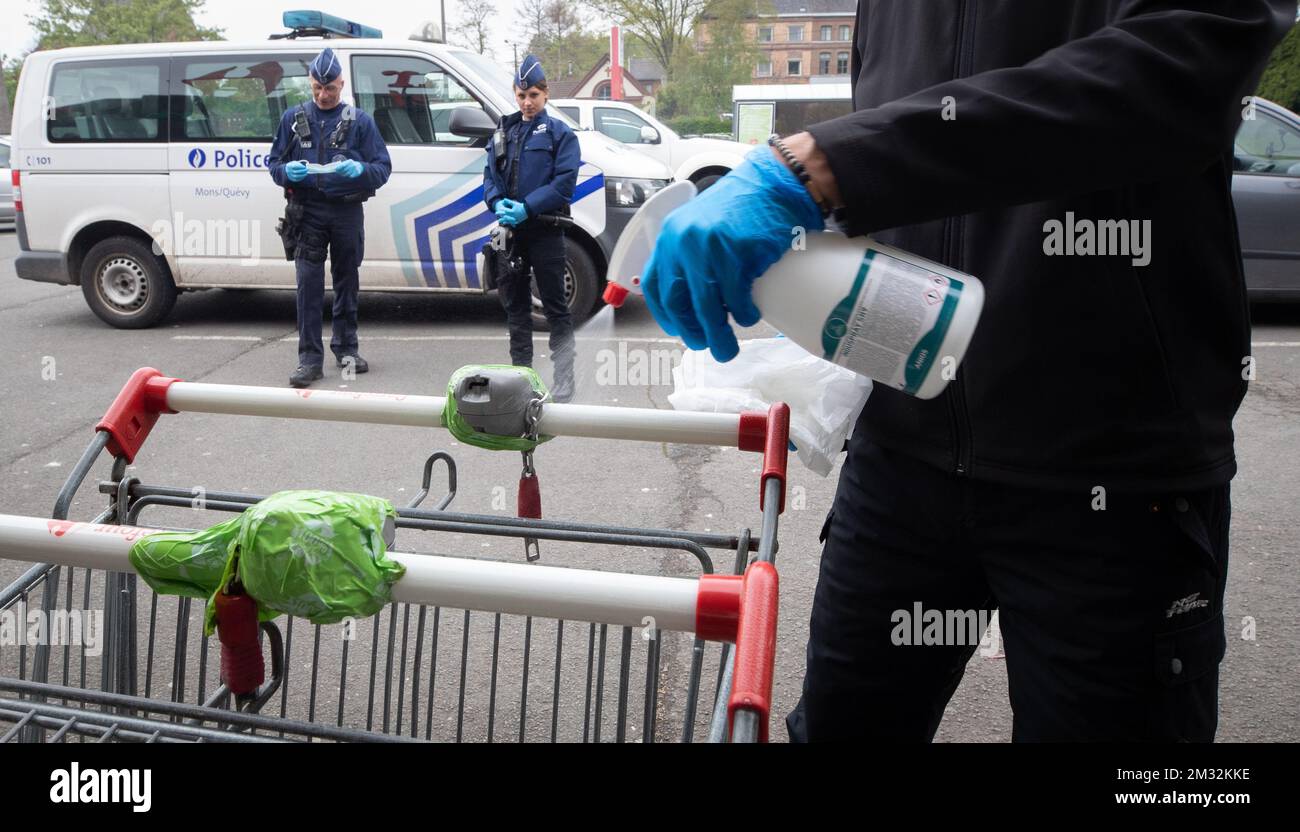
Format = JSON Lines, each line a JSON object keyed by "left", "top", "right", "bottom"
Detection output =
{"left": 531, "top": 240, "right": 599, "bottom": 330}
{"left": 80, "top": 236, "right": 178, "bottom": 329}
{"left": 692, "top": 172, "right": 725, "bottom": 192}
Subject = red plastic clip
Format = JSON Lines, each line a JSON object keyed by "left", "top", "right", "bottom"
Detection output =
{"left": 760, "top": 403, "right": 791, "bottom": 513}
{"left": 694, "top": 574, "right": 743, "bottom": 642}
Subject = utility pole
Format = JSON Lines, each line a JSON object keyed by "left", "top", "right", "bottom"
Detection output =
{"left": 441, "top": 0, "right": 446, "bottom": 42}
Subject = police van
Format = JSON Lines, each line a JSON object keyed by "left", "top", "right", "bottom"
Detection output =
{"left": 10, "top": 12, "right": 673, "bottom": 328}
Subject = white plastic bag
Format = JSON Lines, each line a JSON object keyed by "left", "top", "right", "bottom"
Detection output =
{"left": 668, "top": 338, "right": 872, "bottom": 476}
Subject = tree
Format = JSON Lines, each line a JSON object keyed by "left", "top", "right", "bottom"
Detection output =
{"left": 451, "top": 0, "right": 498, "bottom": 57}
{"left": 517, "top": 0, "right": 607, "bottom": 84}
{"left": 0, "top": 58, "right": 12, "bottom": 134}
{"left": 657, "top": 0, "right": 759, "bottom": 119}
{"left": 583, "top": 0, "right": 710, "bottom": 82}
{"left": 1256, "top": 13, "right": 1300, "bottom": 113}
{"left": 3, "top": 0, "right": 222, "bottom": 126}
{"left": 29, "top": 0, "right": 223, "bottom": 49}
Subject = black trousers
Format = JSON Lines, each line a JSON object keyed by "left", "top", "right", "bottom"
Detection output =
{"left": 496, "top": 227, "right": 574, "bottom": 384}
{"left": 787, "top": 437, "right": 1231, "bottom": 742}
{"left": 294, "top": 200, "right": 363, "bottom": 368}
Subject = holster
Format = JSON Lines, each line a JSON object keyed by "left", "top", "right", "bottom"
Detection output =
{"left": 276, "top": 193, "right": 305, "bottom": 261}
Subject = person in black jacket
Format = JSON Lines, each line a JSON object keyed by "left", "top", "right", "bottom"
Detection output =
{"left": 269, "top": 47, "right": 392, "bottom": 389}
{"left": 483, "top": 55, "right": 582, "bottom": 402}
{"left": 640, "top": 1, "right": 1295, "bottom": 741}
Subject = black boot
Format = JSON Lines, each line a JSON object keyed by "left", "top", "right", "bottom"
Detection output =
{"left": 290, "top": 365, "right": 324, "bottom": 388}
{"left": 336, "top": 354, "right": 369, "bottom": 373}
{"left": 549, "top": 329, "right": 576, "bottom": 403}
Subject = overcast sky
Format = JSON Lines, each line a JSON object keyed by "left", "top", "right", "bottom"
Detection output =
{"left": 3, "top": 0, "right": 618, "bottom": 74}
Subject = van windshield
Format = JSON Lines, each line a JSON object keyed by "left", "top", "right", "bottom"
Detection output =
{"left": 449, "top": 49, "right": 581, "bottom": 130}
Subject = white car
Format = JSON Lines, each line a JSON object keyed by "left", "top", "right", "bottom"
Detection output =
{"left": 553, "top": 98, "right": 748, "bottom": 191}
{"left": 9, "top": 13, "right": 674, "bottom": 328}
{"left": 0, "top": 136, "right": 13, "bottom": 227}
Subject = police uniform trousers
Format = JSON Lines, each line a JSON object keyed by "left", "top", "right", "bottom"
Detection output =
{"left": 295, "top": 199, "right": 364, "bottom": 368}
{"left": 786, "top": 436, "right": 1231, "bottom": 742}
{"left": 496, "top": 225, "right": 574, "bottom": 381}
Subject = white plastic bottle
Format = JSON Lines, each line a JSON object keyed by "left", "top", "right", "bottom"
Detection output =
{"left": 752, "top": 232, "right": 984, "bottom": 399}
{"left": 603, "top": 181, "right": 984, "bottom": 400}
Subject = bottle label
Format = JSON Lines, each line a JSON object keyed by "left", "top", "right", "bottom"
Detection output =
{"left": 821, "top": 247, "right": 963, "bottom": 395}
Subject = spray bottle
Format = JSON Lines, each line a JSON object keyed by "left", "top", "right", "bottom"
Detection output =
{"left": 602, "top": 181, "right": 984, "bottom": 400}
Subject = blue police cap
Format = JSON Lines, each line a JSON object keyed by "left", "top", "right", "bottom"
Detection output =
{"left": 516, "top": 54, "right": 546, "bottom": 89}
{"left": 310, "top": 47, "right": 342, "bottom": 84}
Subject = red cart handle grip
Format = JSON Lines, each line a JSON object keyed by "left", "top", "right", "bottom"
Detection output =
{"left": 728, "top": 561, "right": 779, "bottom": 742}
{"left": 94, "top": 367, "right": 181, "bottom": 463}
{"left": 760, "top": 403, "right": 790, "bottom": 513}
{"left": 215, "top": 586, "right": 264, "bottom": 696}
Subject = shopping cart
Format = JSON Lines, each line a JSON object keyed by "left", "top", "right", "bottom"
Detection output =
{"left": 0, "top": 367, "right": 791, "bottom": 743}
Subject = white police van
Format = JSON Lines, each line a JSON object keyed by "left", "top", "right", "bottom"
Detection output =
{"left": 10, "top": 12, "right": 673, "bottom": 328}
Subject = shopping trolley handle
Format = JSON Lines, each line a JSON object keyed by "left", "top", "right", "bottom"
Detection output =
{"left": 94, "top": 367, "right": 182, "bottom": 464}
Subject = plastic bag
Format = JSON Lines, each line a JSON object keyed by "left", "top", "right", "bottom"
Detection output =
{"left": 128, "top": 516, "right": 241, "bottom": 601}
{"left": 129, "top": 490, "right": 405, "bottom": 635}
{"left": 668, "top": 337, "right": 872, "bottom": 476}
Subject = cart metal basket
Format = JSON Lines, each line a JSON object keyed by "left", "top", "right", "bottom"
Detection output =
{"left": 0, "top": 368, "right": 791, "bottom": 743}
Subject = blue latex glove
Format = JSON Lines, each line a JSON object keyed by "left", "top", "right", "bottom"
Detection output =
{"left": 641, "top": 146, "right": 825, "bottom": 361}
{"left": 285, "top": 160, "right": 308, "bottom": 183}
{"left": 334, "top": 159, "right": 364, "bottom": 179}
{"left": 496, "top": 198, "right": 529, "bottom": 227}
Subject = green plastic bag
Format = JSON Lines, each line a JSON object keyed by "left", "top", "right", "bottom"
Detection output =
{"left": 129, "top": 490, "right": 405, "bottom": 635}
{"left": 442, "top": 364, "right": 552, "bottom": 452}
{"left": 129, "top": 517, "right": 241, "bottom": 601}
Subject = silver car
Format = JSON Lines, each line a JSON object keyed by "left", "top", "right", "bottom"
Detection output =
{"left": 1233, "top": 98, "right": 1300, "bottom": 300}
{"left": 0, "top": 136, "right": 12, "bottom": 228}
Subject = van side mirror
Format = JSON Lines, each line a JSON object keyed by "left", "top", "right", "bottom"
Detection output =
{"left": 639, "top": 125, "right": 660, "bottom": 144}
{"left": 450, "top": 106, "right": 497, "bottom": 138}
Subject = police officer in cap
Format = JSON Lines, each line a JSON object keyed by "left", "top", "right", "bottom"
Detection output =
{"left": 269, "top": 47, "right": 392, "bottom": 388}
{"left": 483, "top": 54, "right": 581, "bottom": 402}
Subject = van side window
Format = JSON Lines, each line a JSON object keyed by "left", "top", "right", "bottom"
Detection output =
{"left": 352, "top": 55, "right": 486, "bottom": 146}
{"left": 48, "top": 61, "right": 167, "bottom": 143}
{"left": 594, "top": 107, "right": 653, "bottom": 144}
{"left": 559, "top": 106, "right": 580, "bottom": 124}
{"left": 174, "top": 56, "right": 313, "bottom": 140}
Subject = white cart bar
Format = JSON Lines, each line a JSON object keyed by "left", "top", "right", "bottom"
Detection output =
{"left": 0, "top": 513, "right": 716, "bottom": 634}
{"left": 161, "top": 380, "right": 743, "bottom": 446}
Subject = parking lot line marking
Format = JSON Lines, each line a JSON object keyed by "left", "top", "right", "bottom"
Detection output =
{"left": 1250, "top": 341, "right": 1300, "bottom": 347}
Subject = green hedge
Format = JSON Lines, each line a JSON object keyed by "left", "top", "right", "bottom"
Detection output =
{"left": 665, "top": 115, "right": 732, "bottom": 138}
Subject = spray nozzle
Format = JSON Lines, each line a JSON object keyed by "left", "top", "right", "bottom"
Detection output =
{"left": 602, "top": 180, "right": 698, "bottom": 309}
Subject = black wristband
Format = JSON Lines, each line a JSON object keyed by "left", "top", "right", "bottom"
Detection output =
{"left": 769, "top": 134, "right": 831, "bottom": 219}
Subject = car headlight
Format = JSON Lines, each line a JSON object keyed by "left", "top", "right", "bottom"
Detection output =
{"left": 605, "top": 177, "right": 670, "bottom": 208}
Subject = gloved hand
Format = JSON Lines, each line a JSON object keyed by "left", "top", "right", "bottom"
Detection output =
{"left": 641, "top": 146, "right": 825, "bottom": 362}
{"left": 334, "top": 159, "right": 364, "bottom": 179}
{"left": 496, "top": 198, "right": 529, "bottom": 227}
{"left": 285, "top": 160, "right": 308, "bottom": 183}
